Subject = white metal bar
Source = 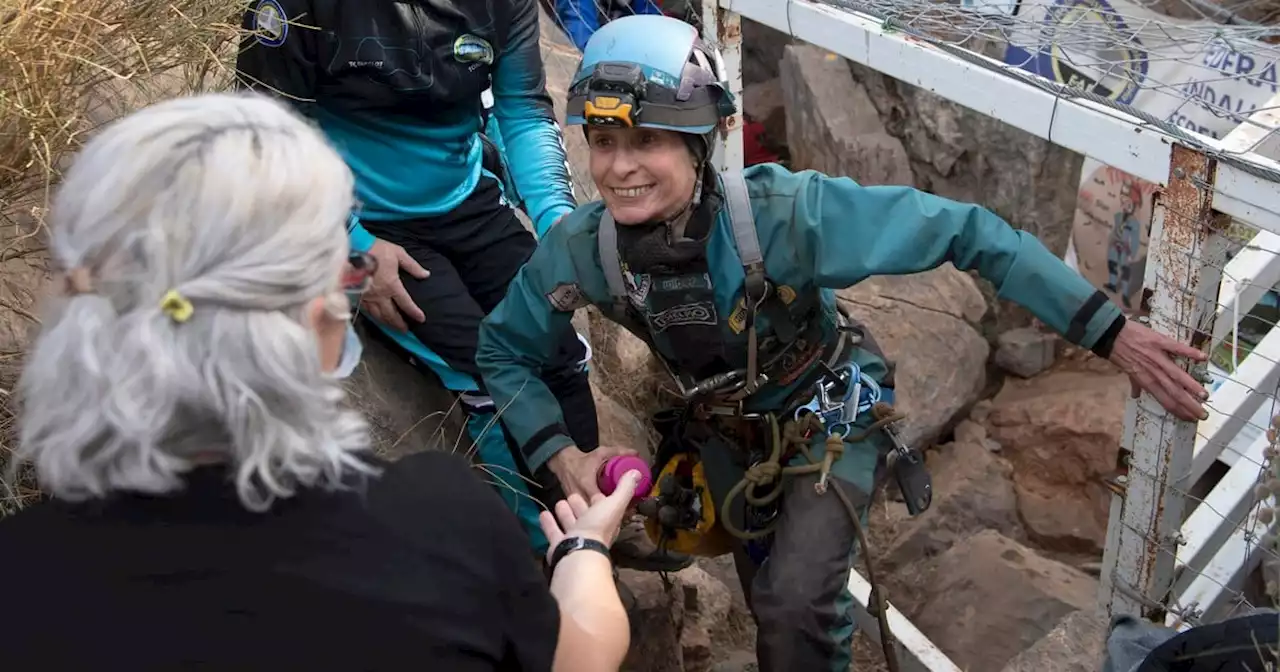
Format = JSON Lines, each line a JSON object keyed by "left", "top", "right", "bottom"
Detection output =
{"left": 1218, "top": 93, "right": 1280, "bottom": 157}
{"left": 1177, "top": 430, "right": 1270, "bottom": 581}
{"left": 1212, "top": 96, "right": 1280, "bottom": 342}
{"left": 846, "top": 570, "right": 962, "bottom": 672}
{"left": 1098, "top": 487, "right": 1125, "bottom": 613}
{"left": 704, "top": 3, "right": 745, "bottom": 174}
{"left": 1213, "top": 231, "right": 1280, "bottom": 344}
{"left": 1171, "top": 507, "right": 1271, "bottom": 625}
{"left": 1190, "top": 330, "right": 1280, "bottom": 482}
{"left": 719, "top": 0, "right": 1280, "bottom": 235}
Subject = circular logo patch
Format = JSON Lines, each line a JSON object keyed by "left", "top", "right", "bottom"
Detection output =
{"left": 254, "top": 0, "right": 288, "bottom": 48}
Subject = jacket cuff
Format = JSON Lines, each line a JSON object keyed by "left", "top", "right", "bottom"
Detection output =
{"left": 534, "top": 205, "right": 575, "bottom": 240}
{"left": 348, "top": 215, "right": 376, "bottom": 254}
{"left": 526, "top": 426, "right": 576, "bottom": 474}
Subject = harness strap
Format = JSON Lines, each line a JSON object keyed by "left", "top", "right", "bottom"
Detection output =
{"left": 598, "top": 211, "right": 629, "bottom": 316}
{"left": 722, "top": 171, "right": 771, "bottom": 400}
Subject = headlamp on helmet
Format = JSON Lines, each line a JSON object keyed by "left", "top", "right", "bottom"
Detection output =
{"left": 581, "top": 63, "right": 646, "bottom": 128}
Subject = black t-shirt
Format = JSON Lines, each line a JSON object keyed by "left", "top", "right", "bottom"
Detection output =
{"left": 0, "top": 450, "right": 559, "bottom": 671}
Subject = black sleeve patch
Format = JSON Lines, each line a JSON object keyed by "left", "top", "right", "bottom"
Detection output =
{"left": 546, "top": 282, "right": 589, "bottom": 312}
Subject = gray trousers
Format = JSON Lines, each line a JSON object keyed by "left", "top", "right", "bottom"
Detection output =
{"left": 699, "top": 429, "right": 878, "bottom": 672}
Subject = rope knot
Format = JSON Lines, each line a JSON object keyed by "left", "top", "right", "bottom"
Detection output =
{"left": 745, "top": 462, "right": 781, "bottom": 485}
{"left": 825, "top": 432, "right": 846, "bottom": 458}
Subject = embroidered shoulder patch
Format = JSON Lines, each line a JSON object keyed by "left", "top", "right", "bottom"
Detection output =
{"left": 546, "top": 282, "right": 589, "bottom": 312}
{"left": 649, "top": 301, "right": 718, "bottom": 332}
{"left": 252, "top": 0, "right": 289, "bottom": 48}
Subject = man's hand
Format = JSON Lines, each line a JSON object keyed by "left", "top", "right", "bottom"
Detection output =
{"left": 361, "top": 238, "right": 430, "bottom": 332}
{"left": 547, "top": 445, "right": 640, "bottom": 501}
{"left": 1109, "top": 320, "right": 1211, "bottom": 422}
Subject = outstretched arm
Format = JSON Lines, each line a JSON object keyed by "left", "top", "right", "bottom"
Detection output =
{"left": 493, "top": 0, "right": 577, "bottom": 237}
{"left": 787, "top": 171, "right": 1123, "bottom": 355}
{"left": 783, "top": 168, "right": 1208, "bottom": 420}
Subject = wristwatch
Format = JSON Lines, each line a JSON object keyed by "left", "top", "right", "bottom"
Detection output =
{"left": 549, "top": 536, "right": 611, "bottom": 573}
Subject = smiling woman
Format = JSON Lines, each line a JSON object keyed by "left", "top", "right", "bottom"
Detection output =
{"left": 588, "top": 126, "right": 701, "bottom": 226}
{"left": 476, "top": 14, "right": 1213, "bottom": 672}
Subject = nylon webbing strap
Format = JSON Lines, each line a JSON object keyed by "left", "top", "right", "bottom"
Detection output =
{"left": 721, "top": 170, "right": 763, "bottom": 270}
{"left": 598, "top": 212, "right": 629, "bottom": 314}
{"left": 721, "top": 170, "right": 769, "bottom": 401}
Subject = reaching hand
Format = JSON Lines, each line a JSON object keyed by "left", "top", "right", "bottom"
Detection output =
{"left": 360, "top": 238, "right": 430, "bottom": 332}
{"left": 547, "top": 445, "right": 639, "bottom": 501}
{"left": 539, "top": 470, "right": 644, "bottom": 565}
{"left": 1108, "top": 320, "right": 1210, "bottom": 422}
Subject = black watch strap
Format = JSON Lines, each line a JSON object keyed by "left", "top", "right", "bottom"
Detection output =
{"left": 549, "top": 536, "right": 611, "bottom": 573}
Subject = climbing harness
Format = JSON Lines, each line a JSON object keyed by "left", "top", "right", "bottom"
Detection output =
{"left": 599, "top": 170, "right": 802, "bottom": 402}
{"left": 638, "top": 363, "right": 926, "bottom": 672}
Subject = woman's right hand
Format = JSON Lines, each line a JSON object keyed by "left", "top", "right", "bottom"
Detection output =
{"left": 540, "top": 470, "right": 643, "bottom": 565}
{"left": 547, "top": 445, "right": 639, "bottom": 501}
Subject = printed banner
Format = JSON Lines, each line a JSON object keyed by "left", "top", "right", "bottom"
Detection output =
{"left": 1002, "top": 0, "right": 1278, "bottom": 314}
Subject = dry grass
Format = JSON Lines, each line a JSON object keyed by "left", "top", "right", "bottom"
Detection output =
{"left": 0, "top": 0, "right": 249, "bottom": 228}
{"left": 0, "top": 0, "right": 250, "bottom": 510}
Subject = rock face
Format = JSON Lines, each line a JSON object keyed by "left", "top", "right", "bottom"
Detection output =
{"left": 837, "top": 264, "right": 990, "bottom": 450}
{"left": 983, "top": 362, "right": 1129, "bottom": 553}
{"left": 621, "top": 562, "right": 757, "bottom": 672}
{"left": 343, "top": 323, "right": 466, "bottom": 461}
{"left": 882, "top": 429, "right": 1025, "bottom": 569}
{"left": 742, "top": 77, "right": 786, "bottom": 157}
{"left": 909, "top": 530, "right": 1100, "bottom": 672}
{"left": 844, "top": 53, "right": 1084, "bottom": 260}
{"left": 780, "top": 45, "right": 914, "bottom": 186}
{"left": 1000, "top": 608, "right": 1109, "bottom": 672}
{"left": 995, "top": 326, "right": 1060, "bottom": 379}
{"left": 592, "top": 378, "right": 658, "bottom": 461}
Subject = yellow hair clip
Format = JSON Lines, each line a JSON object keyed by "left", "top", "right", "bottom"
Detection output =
{"left": 159, "top": 289, "right": 194, "bottom": 323}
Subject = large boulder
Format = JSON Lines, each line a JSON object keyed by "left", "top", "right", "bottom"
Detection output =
{"left": 592, "top": 378, "right": 658, "bottom": 461}
{"left": 845, "top": 52, "right": 1084, "bottom": 334}
{"left": 837, "top": 265, "right": 990, "bottom": 450}
{"left": 908, "top": 530, "right": 1099, "bottom": 671}
{"left": 780, "top": 44, "right": 914, "bottom": 186}
{"left": 621, "top": 561, "right": 757, "bottom": 672}
{"left": 845, "top": 47, "right": 1083, "bottom": 260}
{"left": 881, "top": 426, "right": 1025, "bottom": 569}
{"left": 1001, "top": 608, "right": 1109, "bottom": 672}
{"left": 343, "top": 323, "right": 466, "bottom": 461}
{"left": 982, "top": 357, "right": 1128, "bottom": 554}
{"left": 771, "top": 17, "right": 1083, "bottom": 335}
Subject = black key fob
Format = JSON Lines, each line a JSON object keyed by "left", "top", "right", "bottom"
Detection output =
{"left": 888, "top": 446, "right": 933, "bottom": 516}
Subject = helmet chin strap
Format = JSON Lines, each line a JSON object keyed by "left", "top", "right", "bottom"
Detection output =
{"left": 661, "top": 137, "right": 714, "bottom": 242}
{"left": 664, "top": 171, "right": 704, "bottom": 243}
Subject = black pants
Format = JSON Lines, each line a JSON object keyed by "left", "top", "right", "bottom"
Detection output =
{"left": 361, "top": 177, "right": 599, "bottom": 478}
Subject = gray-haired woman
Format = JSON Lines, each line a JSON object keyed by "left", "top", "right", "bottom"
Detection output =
{"left": 0, "top": 92, "right": 633, "bottom": 672}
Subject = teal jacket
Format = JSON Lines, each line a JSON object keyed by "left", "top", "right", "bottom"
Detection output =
{"left": 476, "top": 163, "right": 1124, "bottom": 472}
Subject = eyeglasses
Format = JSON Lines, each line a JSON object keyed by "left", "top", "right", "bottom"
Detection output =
{"left": 342, "top": 251, "right": 377, "bottom": 299}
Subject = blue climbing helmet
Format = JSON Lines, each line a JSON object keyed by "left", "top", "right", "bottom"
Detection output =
{"left": 566, "top": 15, "right": 736, "bottom": 159}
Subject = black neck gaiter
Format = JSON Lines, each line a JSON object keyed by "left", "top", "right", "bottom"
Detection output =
{"left": 617, "top": 170, "right": 729, "bottom": 379}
